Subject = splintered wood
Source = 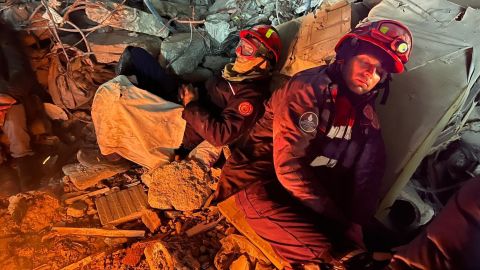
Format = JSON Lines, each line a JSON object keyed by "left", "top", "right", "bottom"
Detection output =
{"left": 95, "top": 185, "right": 148, "bottom": 226}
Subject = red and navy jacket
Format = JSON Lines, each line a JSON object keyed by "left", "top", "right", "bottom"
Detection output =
{"left": 181, "top": 75, "right": 270, "bottom": 151}
{"left": 217, "top": 65, "right": 386, "bottom": 226}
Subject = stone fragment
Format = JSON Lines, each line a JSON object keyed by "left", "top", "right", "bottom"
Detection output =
{"left": 85, "top": 0, "right": 169, "bottom": 38}
{"left": 88, "top": 30, "right": 162, "bottom": 63}
{"left": 141, "top": 209, "right": 162, "bottom": 233}
{"left": 63, "top": 162, "right": 131, "bottom": 190}
{"left": 66, "top": 201, "right": 88, "bottom": 218}
{"left": 160, "top": 32, "right": 207, "bottom": 75}
{"left": 8, "top": 192, "right": 61, "bottom": 233}
{"left": 142, "top": 160, "right": 212, "bottom": 211}
{"left": 205, "top": 13, "right": 232, "bottom": 44}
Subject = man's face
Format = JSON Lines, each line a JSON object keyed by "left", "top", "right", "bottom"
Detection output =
{"left": 342, "top": 54, "right": 385, "bottom": 95}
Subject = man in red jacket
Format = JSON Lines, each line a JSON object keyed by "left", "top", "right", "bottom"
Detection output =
{"left": 82, "top": 25, "right": 281, "bottom": 166}
{"left": 215, "top": 20, "right": 413, "bottom": 269}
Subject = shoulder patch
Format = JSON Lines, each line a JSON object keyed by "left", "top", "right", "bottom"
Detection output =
{"left": 299, "top": 112, "right": 319, "bottom": 133}
{"left": 238, "top": 101, "right": 254, "bottom": 116}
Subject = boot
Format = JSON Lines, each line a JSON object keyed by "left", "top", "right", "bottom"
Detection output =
{"left": 115, "top": 46, "right": 135, "bottom": 76}
{"left": 14, "top": 155, "right": 41, "bottom": 192}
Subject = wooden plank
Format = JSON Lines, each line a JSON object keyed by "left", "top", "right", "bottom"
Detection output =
{"left": 52, "top": 227, "right": 145, "bottom": 238}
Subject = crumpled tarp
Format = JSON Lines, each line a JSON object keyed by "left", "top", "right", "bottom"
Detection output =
{"left": 366, "top": 0, "right": 480, "bottom": 217}
{"left": 92, "top": 75, "right": 186, "bottom": 170}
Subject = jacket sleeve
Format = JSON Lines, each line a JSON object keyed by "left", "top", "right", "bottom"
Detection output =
{"left": 351, "top": 130, "right": 386, "bottom": 224}
{"left": 182, "top": 88, "right": 263, "bottom": 147}
{"left": 271, "top": 77, "right": 349, "bottom": 226}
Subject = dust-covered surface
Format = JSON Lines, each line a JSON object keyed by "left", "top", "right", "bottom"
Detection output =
{"left": 143, "top": 160, "right": 214, "bottom": 211}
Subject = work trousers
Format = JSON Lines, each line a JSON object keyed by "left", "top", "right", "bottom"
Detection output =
{"left": 1, "top": 104, "right": 33, "bottom": 159}
{"left": 235, "top": 180, "right": 350, "bottom": 267}
{"left": 126, "top": 46, "right": 179, "bottom": 103}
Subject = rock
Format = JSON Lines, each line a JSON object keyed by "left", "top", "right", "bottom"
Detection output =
{"left": 149, "top": 0, "right": 207, "bottom": 19}
{"left": 8, "top": 192, "right": 61, "bottom": 233}
{"left": 164, "top": 210, "right": 183, "bottom": 219}
{"left": 144, "top": 242, "right": 175, "bottom": 270}
{"left": 208, "top": 0, "right": 238, "bottom": 13}
{"left": 141, "top": 209, "right": 162, "bottom": 233}
{"left": 214, "top": 235, "right": 271, "bottom": 269}
{"left": 88, "top": 30, "right": 162, "bottom": 63}
{"left": 62, "top": 162, "right": 131, "bottom": 190}
{"left": 205, "top": 13, "right": 232, "bottom": 44}
{"left": 202, "top": 56, "right": 231, "bottom": 72}
{"left": 85, "top": 0, "right": 169, "bottom": 38}
{"left": 160, "top": 32, "right": 207, "bottom": 75}
{"left": 143, "top": 160, "right": 212, "bottom": 211}
{"left": 66, "top": 201, "right": 88, "bottom": 218}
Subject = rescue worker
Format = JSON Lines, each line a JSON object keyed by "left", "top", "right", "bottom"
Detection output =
{"left": 389, "top": 176, "right": 480, "bottom": 270}
{"left": 83, "top": 25, "right": 281, "bottom": 165}
{"left": 0, "top": 20, "right": 50, "bottom": 192}
{"left": 215, "top": 20, "right": 413, "bottom": 269}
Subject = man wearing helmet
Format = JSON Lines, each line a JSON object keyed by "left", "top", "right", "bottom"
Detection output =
{"left": 83, "top": 25, "right": 281, "bottom": 166}
{"left": 214, "top": 20, "right": 413, "bottom": 269}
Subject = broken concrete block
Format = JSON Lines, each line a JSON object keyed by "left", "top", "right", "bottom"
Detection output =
{"left": 214, "top": 235, "right": 272, "bottom": 270}
{"left": 150, "top": 0, "right": 207, "bottom": 19}
{"left": 142, "top": 160, "right": 212, "bottom": 211}
{"left": 144, "top": 242, "right": 175, "bottom": 270}
{"left": 160, "top": 32, "right": 207, "bottom": 75}
{"left": 144, "top": 241, "right": 201, "bottom": 269}
{"left": 8, "top": 192, "right": 61, "bottom": 233}
{"left": 85, "top": 0, "right": 169, "bottom": 38}
{"left": 141, "top": 209, "right": 162, "bottom": 233}
{"left": 95, "top": 185, "right": 148, "bottom": 226}
{"left": 67, "top": 201, "right": 88, "bottom": 218}
{"left": 208, "top": 0, "right": 238, "bottom": 13}
{"left": 278, "top": 0, "right": 350, "bottom": 76}
{"left": 88, "top": 30, "right": 162, "bottom": 63}
{"left": 203, "top": 56, "right": 231, "bottom": 72}
{"left": 62, "top": 162, "right": 131, "bottom": 190}
{"left": 205, "top": 13, "right": 232, "bottom": 44}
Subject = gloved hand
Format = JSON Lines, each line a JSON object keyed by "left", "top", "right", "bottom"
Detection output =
{"left": 178, "top": 83, "right": 198, "bottom": 106}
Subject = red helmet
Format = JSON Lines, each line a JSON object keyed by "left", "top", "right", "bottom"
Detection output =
{"left": 335, "top": 20, "right": 413, "bottom": 73}
{"left": 239, "top": 25, "right": 281, "bottom": 63}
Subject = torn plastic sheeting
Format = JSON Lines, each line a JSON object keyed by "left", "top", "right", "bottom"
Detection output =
{"left": 85, "top": 0, "right": 169, "bottom": 38}
{"left": 91, "top": 75, "right": 185, "bottom": 170}
{"left": 364, "top": 0, "right": 480, "bottom": 218}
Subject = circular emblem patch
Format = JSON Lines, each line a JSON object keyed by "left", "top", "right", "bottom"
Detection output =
{"left": 299, "top": 112, "right": 319, "bottom": 133}
{"left": 238, "top": 102, "right": 254, "bottom": 116}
